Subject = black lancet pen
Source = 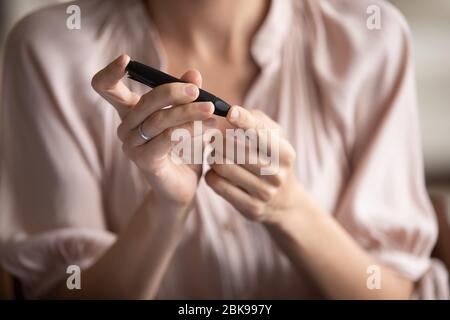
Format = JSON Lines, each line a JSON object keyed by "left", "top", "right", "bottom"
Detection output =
{"left": 126, "top": 60, "right": 231, "bottom": 117}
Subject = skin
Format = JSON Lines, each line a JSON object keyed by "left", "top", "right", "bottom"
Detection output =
{"left": 48, "top": 0, "right": 414, "bottom": 299}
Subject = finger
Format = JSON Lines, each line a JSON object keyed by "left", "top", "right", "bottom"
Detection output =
{"left": 124, "top": 103, "right": 215, "bottom": 147}
{"left": 120, "top": 69, "right": 203, "bottom": 132}
{"left": 214, "top": 119, "right": 294, "bottom": 170}
{"left": 119, "top": 82, "right": 200, "bottom": 134}
{"left": 123, "top": 116, "right": 217, "bottom": 158}
{"left": 180, "top": 69, "right": 203, "bottom": 88}
{"left": 211, "top": 163, "right": 277, "bottom": 202}
{"left": 171, "top": 119, "right": 217, "bottom": 166}
{"left": 226, "top": 106, "right": 279, "bottom": 154}
{"left": 212, "top": 148, "right": 284, "bottom": 185}
{"left": 227, "top": 107, "right": 280, "bottom": 130}
{"left": 249, "top": 109, "right": 281, "bottom": 131}
{"left": 133, "top": 122, "right": 215, "bottom": 168}
{"left": 205, "top": 170, "right": 265, "bottom": 220}
{"left": 140, "top": 101, "right": 213, "bottom": 141}
{"left": 130, "top": 128, "right": 174, "bottom": 166}
{"left": 91, "top": 54, "right": 140, "bottom": 118}
{"left": 227, "top": 106, "right": 263, "bottom": 131}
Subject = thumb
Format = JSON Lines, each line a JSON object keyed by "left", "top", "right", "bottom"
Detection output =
{"left": 180, "top": 69, "right": 203, "bottom": 88}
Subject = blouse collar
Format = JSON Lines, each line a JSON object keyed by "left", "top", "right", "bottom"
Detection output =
{"left": 251, "top": 0, "right": 294, "bottom": 68}
{"left": 128, "top": 0, "right": 293, "bottom": 70}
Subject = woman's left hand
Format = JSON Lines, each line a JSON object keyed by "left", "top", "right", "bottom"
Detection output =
{"left": 205, "top": 106, "right": 306, "bottom": 225}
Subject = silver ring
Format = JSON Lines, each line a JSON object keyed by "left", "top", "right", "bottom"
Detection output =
{"left": 138, "top": 123, "right": 151, "bottom": 142}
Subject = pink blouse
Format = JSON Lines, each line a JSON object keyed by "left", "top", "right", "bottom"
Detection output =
{"left": 1, "top": 0, "right": 448, "bottom": 299}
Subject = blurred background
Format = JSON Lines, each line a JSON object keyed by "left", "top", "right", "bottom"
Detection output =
{"left": 1, "top": 0, "right": 449, "bottom": 187}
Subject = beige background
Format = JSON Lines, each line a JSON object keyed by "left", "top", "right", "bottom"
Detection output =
{"left": 1, "top": 0, "right": 449, "bottom": 181}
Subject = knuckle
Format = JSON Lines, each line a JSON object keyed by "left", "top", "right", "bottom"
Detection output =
{"left": 212, "top": 163, "right": 226, "bottom": 176}
{"left": 141, "top": 117, "right": 161, "bottom": 140}
{"left": 285, "top": 147, "right": 296, "bottom": 165}
{"left": 163, "top": 127, "right": 173, "bottom": 139}
{"left": 250, "top": 109, "right": 264, "bottom": 124}
{"left": 91, "top": 73, "right": 103, "bottom": 92}
{"left": 242, "top": 110, "right": 252, "bottom": 123}
{"left": 169, "top": 104, "right": 187, "bottom": 121}
{"left": 272, "top": 175, "right": 283, "bottom": 187}
{"left": 134, "top": 148, "right": 150, "bottom": 168}
{"left": 186, "top": 104, "right": 200, "bottom": 118}
{"left": 123, "top": 130, "right": 135, "bottom": 146}
{"left": 269, "top": 173, "right": 284, "bottom": 187}
{"left": 135, "top": 156, "right": 146, "bottom": 169}
{"left": 245, "top": 201, "right": 264, "bottom": 219}
{"left": 258, "top": 185, "right": 276, "bottom": 202}
{"left": 139, "top": 92, "right": 151, "bottom": 105}
{"left": 121, "top": 142, "right": 131, "bottom": 157}
{"left": 250, "top": 109, "right": 263, "bottom": 118}
{"left": 166, "top": 84, "right": 182, "bottom": 101}
{"left": 116, "top": 123, "right": 127, "bottom": 141}
{"left": 149, "top": 110, "right": 164, "bottom": 130}
{"left": 121, "top": 110, "right": 132, "bottom": 123}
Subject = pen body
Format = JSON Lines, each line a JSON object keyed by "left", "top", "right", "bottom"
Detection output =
{"left": 126, "top": 60, "right": 230, "bottom": 117}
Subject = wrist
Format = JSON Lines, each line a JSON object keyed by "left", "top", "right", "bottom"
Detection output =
{"left": 145, "top": 190, "right": 194, "bottom": 219}
{"left": 263, "top": 186, "right": 325, "bottom": 245}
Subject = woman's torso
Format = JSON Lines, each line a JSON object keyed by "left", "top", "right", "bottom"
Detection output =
{"left": 4, "top": 0, "right": 432, "bottom": 299}
{"left": 101, "top": 0, "right": 349, "bottom": 299}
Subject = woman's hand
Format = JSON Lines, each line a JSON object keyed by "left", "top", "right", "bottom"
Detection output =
{"left": 205, "top": 106, "right": 304, "bottom": 225}
{"left": 92, "top": 54, "right": 215, "bottom": 207}
{"left": 206, "top": 106, "right": 414, "bottom": 299}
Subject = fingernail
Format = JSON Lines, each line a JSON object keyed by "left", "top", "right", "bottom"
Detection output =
{"left": 203, "top": 117, "right": 216, "bottom": 127}
{"left": 230, "top": 108, "right": 239, "bottom": 122}
{"left": 185, "top": 84, "right": 198, "bottom": 97}
{"left": 199, "top": 102, "right": 214, "bottom": 113}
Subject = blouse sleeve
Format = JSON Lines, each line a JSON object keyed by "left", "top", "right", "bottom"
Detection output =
{"left": 0, "top": 10, "right": 116, "bottom": 299}
{"left": 331, "top": 3, "right": 449, "bottom": 299}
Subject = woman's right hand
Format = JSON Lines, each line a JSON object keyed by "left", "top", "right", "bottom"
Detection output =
{"left": 92, "top": 54, "right": 215, "bottom": 208}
